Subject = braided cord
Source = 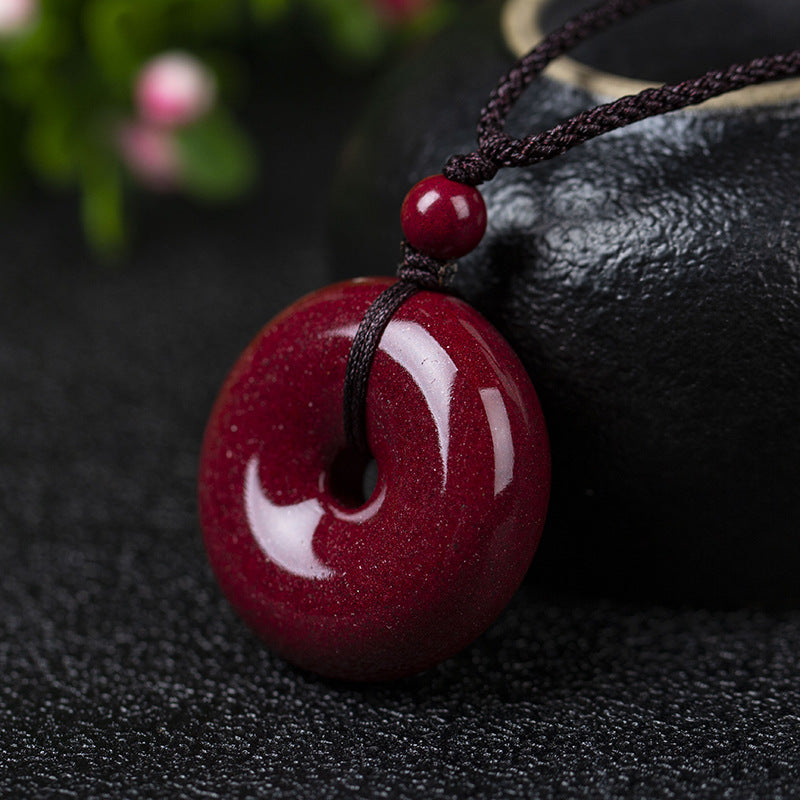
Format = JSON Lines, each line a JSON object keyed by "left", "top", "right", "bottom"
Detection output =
{"left": 445, "top": 0, "right": 800, "bottom": 184}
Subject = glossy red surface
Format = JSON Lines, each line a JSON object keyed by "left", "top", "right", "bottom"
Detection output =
{"left": 400, "top": 174, "right": 487, "bottom": 259}
{"left": 198, "top": 278, "right": 550, "bottom": 681}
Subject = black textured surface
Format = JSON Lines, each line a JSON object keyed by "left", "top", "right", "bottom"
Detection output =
{"left": 3, "top": 36, "right": 800, "bottom": 800}
{"left": 330, "top": 0, "right": 800, "bottom": 605}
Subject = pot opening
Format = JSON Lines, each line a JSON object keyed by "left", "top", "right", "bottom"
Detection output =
{"left": 539, "top": 0, "right": 798, "bottom": 83}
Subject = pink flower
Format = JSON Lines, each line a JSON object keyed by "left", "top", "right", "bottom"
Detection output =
{"left": 371, "top": 0, "right": 431, "bottom": 23}
{"left": 117, "top": 121, "right": 181, "bottom": 191}
{"left": 135, "top": 52, "right": 216, "bottom": 129}
{"left": 0, "top": 0, "right": 38, "bottom": 35}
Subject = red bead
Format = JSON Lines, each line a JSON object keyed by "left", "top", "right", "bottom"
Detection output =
{"left": 401, "top": 174, "right": 487, "bottom": 259}
{"left": 198, "top": 278, "right": 550, "bottom": 681}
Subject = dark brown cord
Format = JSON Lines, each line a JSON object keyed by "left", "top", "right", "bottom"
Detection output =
{"left": 445, "top": 0, "right": 674, "bottom": 184}
{"left": 343, "top": 280, "right": 420, "bottom": 453}
{"left": 343, "top": 244, "right": 452, "bottom": 452}
{"left": 343, "top": 0, "right": 800, "bottom": 453}
{"left": 446, "top": 49, "right": 800, "bottom": 184}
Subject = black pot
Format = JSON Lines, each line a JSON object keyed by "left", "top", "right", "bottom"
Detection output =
{"left": 328, "top": 0, "right": 800, "bottom": 606}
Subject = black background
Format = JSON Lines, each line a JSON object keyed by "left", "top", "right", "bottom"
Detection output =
{"left": 2, "top": 43, "right": 800, "bottom": 799}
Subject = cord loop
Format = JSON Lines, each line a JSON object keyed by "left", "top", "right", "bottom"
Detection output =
{"left": 443, "top": 151, "right": 499, "bottom": 186}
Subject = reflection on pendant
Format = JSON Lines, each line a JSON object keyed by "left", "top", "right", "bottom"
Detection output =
{"left": 244, "top": 455, "right": 335, "bottom": 580}
{"left": 479, "top": 387, "right": 514, "bottom": 496}
{"left": 330, "top": 481, "right": 387, "bottom": 524}
{"left": 333, "top": 320, "right": 457, "bottom": 484}
{"left": 381, "top": 320, "right": 456, "bottom": 484}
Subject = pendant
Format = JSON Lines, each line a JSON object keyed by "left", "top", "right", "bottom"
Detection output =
{"left": 198, "top": 277, "right": 550, "bottom": 681}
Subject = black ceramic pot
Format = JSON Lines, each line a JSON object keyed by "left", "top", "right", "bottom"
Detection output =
{"left": 328, "top": 0, "right": 800, "bottom": 606}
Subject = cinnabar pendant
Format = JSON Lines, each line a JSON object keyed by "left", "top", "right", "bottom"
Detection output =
{"left": 198, "top": 278, "right": 550, "bottom": 681}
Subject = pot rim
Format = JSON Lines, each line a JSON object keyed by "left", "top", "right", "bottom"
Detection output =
{"left": 502, "top": 0, "right": 800, "bottom": 110}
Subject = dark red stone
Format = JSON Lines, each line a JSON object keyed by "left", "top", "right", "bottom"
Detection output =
{"left": 198, "top": 278, "right": 550, "bottom": 681}
{"left": 401, "top": 174, "right": 487, "bottom": 259}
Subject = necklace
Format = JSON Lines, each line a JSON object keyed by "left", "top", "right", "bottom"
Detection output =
{"left": 198, "top": 0, "right": 800, "bottom": 681}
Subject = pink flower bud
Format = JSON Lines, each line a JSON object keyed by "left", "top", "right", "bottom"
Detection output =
{"left": 0, "top": 0, "right": 38, "bottom": 35}
{"left": 117, "top": 121, "right": 181, "bottom": 191}
{"left": 135, "top": 52, "right": 216, "bottom": 129}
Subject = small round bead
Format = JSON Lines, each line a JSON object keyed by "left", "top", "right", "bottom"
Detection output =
{"left": 401, "top": 174, "right": 487, "bottom": 260}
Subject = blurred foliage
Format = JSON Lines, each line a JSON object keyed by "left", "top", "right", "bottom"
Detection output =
{"left": 0, "top": 0, "right": 453, "bottom": 256}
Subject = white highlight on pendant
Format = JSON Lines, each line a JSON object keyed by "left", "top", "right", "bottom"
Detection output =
{"left": 450, "top": 195, "right": 470, "bottom": 220}
{"left": 333, "top": 321, "right": 457, "bottom": 485}
{"left": 417, "top": 190, "right": 439, "bottom": 215}
{"left": 244, "top": 455, "right": 335, "bottom": 580}
{"left": 479, "top": 387, "right": 514, "bottom": 496}
{"left": 381, "top": 320, "right": 456, "bottom": 484}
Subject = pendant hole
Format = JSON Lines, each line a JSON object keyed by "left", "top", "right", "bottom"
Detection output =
{"left": 328, "top": 449, "right": 379, "bottom": 509}
{"left": 362, "top": 458, "right": 378, "bottom": 501}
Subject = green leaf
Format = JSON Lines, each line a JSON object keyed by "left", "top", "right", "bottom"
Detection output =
{"left": 176, "top": 112, "right": 256, "bottom": 200}
{"left": 26, "top": 104, "right": 78, "bottom": 184}
{"left": 249, "top": 0, "right": 290, "bottom": 24}
{"left": 321, "top": 0, "right": 386, "bottom": 62}
{"left": 82, "top": 0, "right": 148, "bottom": 88}
{"left": 0, "top": 13, "right": 72, "bottom": 65}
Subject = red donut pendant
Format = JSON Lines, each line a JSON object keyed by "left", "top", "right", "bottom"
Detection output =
{"left": 198, "top": 277, "right": 550, "bottom": 681}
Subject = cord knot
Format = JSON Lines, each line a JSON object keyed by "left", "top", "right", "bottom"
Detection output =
{"left": 397, "top": 242, "right": 456, "bottom": 289}
{"left": 442, "top": 151, "right": 499, "bottom": 186}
